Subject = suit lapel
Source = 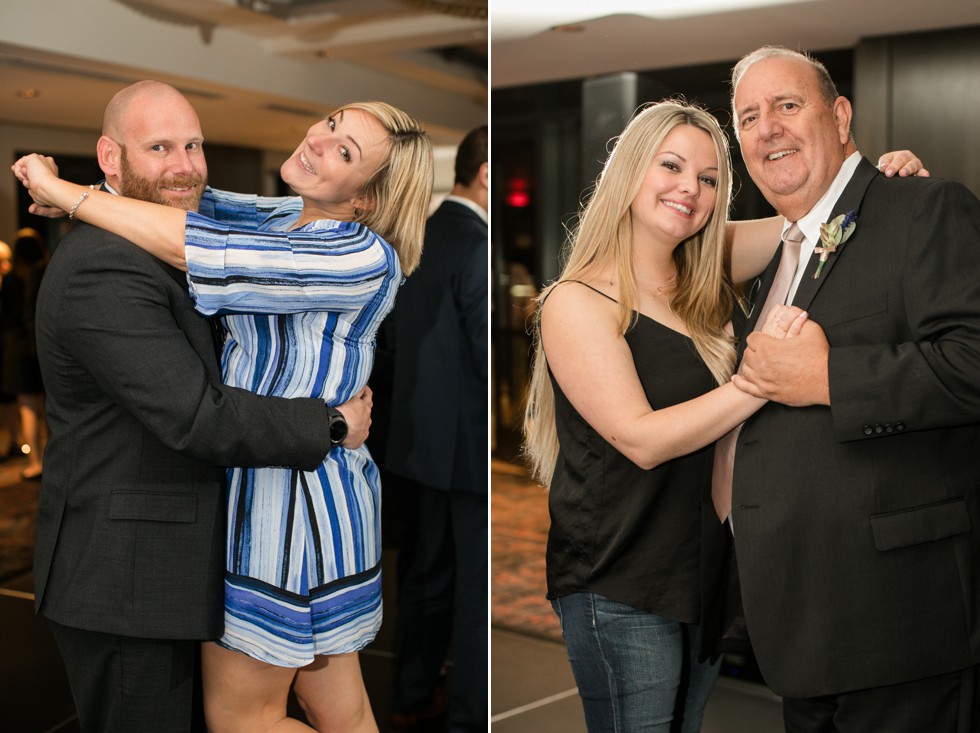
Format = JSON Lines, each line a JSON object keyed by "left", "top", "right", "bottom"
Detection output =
{"left": 742, "top": 244, "right": 783, "bottom": 344}
{"left": 792, "top": 157, "right": 878, "bottom": 312}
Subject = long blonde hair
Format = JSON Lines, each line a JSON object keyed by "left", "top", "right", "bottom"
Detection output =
{"left": 339, "top": 101, "right": 434, "bottom": 275}
{"left": 523, "top": 99, "right": 738, "bottom": 487}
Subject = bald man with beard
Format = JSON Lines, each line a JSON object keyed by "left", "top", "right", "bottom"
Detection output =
{"left": 31, "top": 81, "right": 346, "bottom": 733}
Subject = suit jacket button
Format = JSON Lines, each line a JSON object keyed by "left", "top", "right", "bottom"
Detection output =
{"left": 885, "top": 424, "right": 894, "bottom": 433}
{"left": 874, "top": 424, "right": 884, "bottom": 434}
{"left": 863, "top": 425, "right": 873, "bottom": 435}
{"left": 896, "top": 422, "right": 905, "bottom": 431}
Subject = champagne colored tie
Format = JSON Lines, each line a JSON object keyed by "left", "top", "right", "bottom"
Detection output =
{"left": 710, "top": 224, "right": 805, "bottom": 522}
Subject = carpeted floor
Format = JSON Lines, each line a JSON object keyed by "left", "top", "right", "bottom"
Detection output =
{"left": 491, "top": 458, "right": 562, "bottom": 643}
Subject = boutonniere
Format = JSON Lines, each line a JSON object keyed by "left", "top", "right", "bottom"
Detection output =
{"left": 813, "top": 210, "right": 857, "bottom": 279}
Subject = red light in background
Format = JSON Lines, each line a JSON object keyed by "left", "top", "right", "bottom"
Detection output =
{"left": 506, "top": 177, "right": 530, "bottom": 208}
{"left": 506, "top": 190, "right": 530, "bottom": 207}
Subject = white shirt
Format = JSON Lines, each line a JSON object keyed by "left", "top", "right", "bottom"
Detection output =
{"left": 444, "top": 194, "right": 488, "bottom": 223}
{"left": 783, "top": 151, "right": 862, "bottom": 304}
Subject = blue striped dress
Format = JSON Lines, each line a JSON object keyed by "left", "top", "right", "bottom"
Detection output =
{"left": 183, "top": 188, "right": 400, "bottom": 667}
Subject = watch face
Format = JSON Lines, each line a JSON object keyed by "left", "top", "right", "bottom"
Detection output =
{"left": 330, "top": 414, "right": 348, "bottom": 444}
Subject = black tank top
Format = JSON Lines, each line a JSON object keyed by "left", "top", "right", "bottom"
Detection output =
{"left": 545, "top": 282, "right": 718, "bottom": 622}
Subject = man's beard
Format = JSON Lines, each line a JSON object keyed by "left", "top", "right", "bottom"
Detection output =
{"left": 119, "top": 152, "right": 206, "bottom": 212}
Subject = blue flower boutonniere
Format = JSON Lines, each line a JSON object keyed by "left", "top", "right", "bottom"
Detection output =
{"left": 813, "top": 210, "right": 857, "bottom": 279}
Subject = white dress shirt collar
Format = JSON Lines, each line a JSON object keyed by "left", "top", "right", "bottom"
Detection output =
{"left": 444, "top": 194, "right": 488, "bottom": 224}
{"left": 783, "top": 151, "right": 862, "bottom": 302}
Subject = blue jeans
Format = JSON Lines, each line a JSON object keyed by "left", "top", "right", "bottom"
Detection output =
{"left": 552, "top": 593, "right": 720, "bottom": 733}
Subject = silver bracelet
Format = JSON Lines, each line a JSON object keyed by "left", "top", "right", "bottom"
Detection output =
{"left": 67, "top": 190, "right": 90, "bottom": 220}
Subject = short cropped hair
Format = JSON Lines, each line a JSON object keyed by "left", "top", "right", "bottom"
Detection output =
{"left": 454, "top": 125, "right": 488, "bottom": 187}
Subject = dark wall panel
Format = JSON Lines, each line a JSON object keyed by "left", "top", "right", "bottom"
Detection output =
{"left": 856, "top": 26, "right": 980, "bottom": 196}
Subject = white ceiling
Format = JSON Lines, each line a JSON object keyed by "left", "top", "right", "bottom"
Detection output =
{"left": 490, "top": 0, "right": 980, "bottom": 90}
{"left": 0, "top": 0, "right": 487, "bottom": 152}
{"left": 4, "top": 0, "right": 980, "bottom": 154}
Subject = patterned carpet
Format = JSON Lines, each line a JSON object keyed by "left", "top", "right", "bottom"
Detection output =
{"left": 491, "top": 458, "right": 562, "bottom": 643}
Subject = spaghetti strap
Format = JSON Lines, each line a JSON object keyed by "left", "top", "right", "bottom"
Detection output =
{"left": 549, "top": 279, "right": 619, "bottom": 304}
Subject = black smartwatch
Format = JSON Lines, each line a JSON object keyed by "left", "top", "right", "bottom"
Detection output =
{"left": 326, "top": 406, "right": 348, "bottom": 447}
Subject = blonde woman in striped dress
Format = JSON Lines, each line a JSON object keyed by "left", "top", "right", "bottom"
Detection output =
{"left": 16, "top": 100, "right": 433, "bottom": 733}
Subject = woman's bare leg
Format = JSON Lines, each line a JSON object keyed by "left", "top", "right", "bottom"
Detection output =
{"left": 202, "top": 641, "right": 313, "bottom": 733}
{"left": 292, "top": 652, "right": 378, "bottom": 733}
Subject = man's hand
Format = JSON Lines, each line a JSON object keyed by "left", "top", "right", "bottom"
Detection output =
{"left": 335, "top": 386, "right": 373, "bottom": 450}
{"left": 733, "top": 319, "right": 831, "bottom": 406}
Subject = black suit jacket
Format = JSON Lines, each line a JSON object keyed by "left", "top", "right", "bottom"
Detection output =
{"left": 34, "top": 221, "right": 330, "bottom": 640}
{"left": 726, "top": 157, "right": 980, "bottom": 697}
{"left": 384, "top": 199, "right": 488, "bottom": 492}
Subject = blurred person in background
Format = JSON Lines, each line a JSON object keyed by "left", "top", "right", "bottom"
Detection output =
{"left": 1, "top": 227, "right": 50, "bottom": 479}
{"left": 0, "top": 238, "right": 22, "bottom": 459}
{"left": 384, "top": 124, "right": 488, "bottom": 733}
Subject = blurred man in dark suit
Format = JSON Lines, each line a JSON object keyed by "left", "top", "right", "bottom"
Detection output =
{"left": 385, "top": 125, "right": 488, "bottom": 732}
